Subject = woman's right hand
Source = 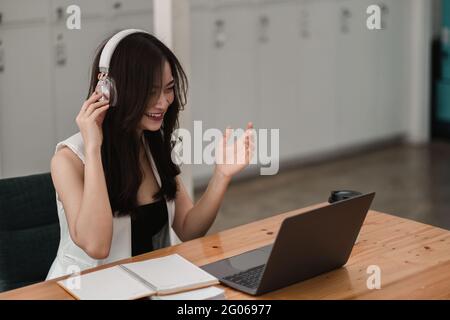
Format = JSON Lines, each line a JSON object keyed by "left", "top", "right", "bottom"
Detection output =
{"left": 76, "top": 92, "right": 110, "bottom": 151}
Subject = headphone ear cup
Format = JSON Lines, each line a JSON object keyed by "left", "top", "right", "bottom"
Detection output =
{"left": 107, "top": 77, "right": 117, "bottom": 107}
{"left": 95, "top": 77, "right": 117, "bottom": 106}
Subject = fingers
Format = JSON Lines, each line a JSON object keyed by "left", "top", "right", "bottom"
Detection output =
{"left": 223, "top": 123, "right": 255, "bottom": 148}
{"left": 237, "top": 129, "right": 254, "bottom": 165}
{"left": 244, "top": 123, "right": 255, "bottom": 163}
{"left": 223, "top": 126, "right": 231, "bottom": 152}
{"left": 218, "top": 126, "right": 230, "bottom": 165}
{"left": 90, "top": 104, "right": 110, "bottom": 120}
{"left": 81, "top": 92, "right": 102, "bottom": 113}
{"left": 223, "top": 122, "right": 254, "bottom": 140}
{"left": 244, "top": 132, "right": 255, "bottom": 164}
{"left": 219, "top": 122, "right": 255, "bottom": 165}
{"left": 244, "top": 123, "right": 255, "bottom": 149}
{"left": 76, "top": 92, "right": 109, "bottom": 127}
{"left": 246, "top": 135, "right": 256, "bottom": 163}
{"left": 85, "top": 99, "right": 110, "bottom": 117}
{"left": 223, "top": 126, "right": 231, "bottom": 145}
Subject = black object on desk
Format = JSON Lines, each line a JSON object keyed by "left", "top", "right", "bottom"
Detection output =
{"left": 328, "top": 190, "right": 363, "bottom": 203}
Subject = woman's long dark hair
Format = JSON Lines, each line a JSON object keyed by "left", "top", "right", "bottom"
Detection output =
{"left": 87, "top": 32, "right": 188, "bottom": 217}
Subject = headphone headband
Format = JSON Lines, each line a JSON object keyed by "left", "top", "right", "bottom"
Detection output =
{"left": 99, "top": 29, "right": 149, "bottom": 73}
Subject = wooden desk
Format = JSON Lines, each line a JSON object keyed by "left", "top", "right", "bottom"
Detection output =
{"left": 1, "top": 203, "right": 449, "bottom": 300}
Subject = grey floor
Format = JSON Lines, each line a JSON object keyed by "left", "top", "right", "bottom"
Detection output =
{"left": 194, "top": 141, "right": 450, "bottom": 234}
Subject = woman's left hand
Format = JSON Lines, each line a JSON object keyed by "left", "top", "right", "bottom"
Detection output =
{"left": 215, "top": 122, "right": 255, "bottom": 179}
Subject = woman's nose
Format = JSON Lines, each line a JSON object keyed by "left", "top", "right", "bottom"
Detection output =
{"left": 157, "top": 92, "right": 170, "bottom": 106}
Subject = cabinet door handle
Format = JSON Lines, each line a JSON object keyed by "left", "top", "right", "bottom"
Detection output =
{"left": 340, "top": 7, "right": 352, "bottom": 34}
{"left": 299, "top": 8, "right": 310, "bottom": 39}
{"left": 379, "top": 3, "right": 389, "bottom": 29}
{"left": 258, "top": 15, "right": 270, "bottom": 43}
{"left": 56, "top": 7, "right": 64, "bottom": 21}
{"left": 379, "top": 3, "right": 389, "bottom": 15}
{"left": 0, "top": 40, "right": 4, "bottom": 73}
{"left": 55, "top": 34, "right": 67, "bottom": 66}
{"left": 214, "top": 19, "right": 226, "bottom": 48}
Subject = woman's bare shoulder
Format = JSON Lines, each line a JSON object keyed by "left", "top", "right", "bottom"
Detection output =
{"left": 51, "top": 146, "right": 84, "bottom": 176}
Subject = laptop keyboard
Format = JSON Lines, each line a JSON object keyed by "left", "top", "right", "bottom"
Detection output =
{"left": 222, "top": 264, "right": 266, "bottom": 289}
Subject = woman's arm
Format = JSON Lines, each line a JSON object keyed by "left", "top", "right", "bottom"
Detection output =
{"left": 172, "top": 171, "right": 231, "bottom": 241}
{"left": 51, "top": 146, "right": 113, "bottom": 259}
{"left": 172, "top": 122, "right": 254, "bottom": 241}
{"left": 51, "top": 93, "right": 113, "bottom": 259}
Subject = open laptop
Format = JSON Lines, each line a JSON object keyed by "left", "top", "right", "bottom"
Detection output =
{"left": 201, "top": 192, "right": 375, "bottom": 296}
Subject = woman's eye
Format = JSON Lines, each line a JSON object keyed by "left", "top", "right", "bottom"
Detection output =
{"left": 166, "top": 86, "right": 175, "bottom": 92}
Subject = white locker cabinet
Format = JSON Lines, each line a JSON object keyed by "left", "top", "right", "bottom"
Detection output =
{"left": 295, "top": 0, "right": 339, "bottom": 156}
{"left": 106, "top": 13, "right": 153, "bottom": 33}
{"left": 256, "top": 0, "right": 303, "bottom": 161}
{"left": 51, "top": 0, "right": 109, "bottom": 142}
{"left": 190, "top": 0, "right": 216, "bottom": 179}
{"left": 0, "top": 0, "right": 156, "bottom": 178}
{"left": 0, "top": 0, "right": 49, "bottom": 26}
{"left": 209, "top": 1, "right": 259, "bottom": 131}
{"left": 335, "top": 0, "right": 379, "bottom": 148}
{"left": 51, "top": 0, "right": 153, "bottom": 143}
{"left": 0, "top": 2, "right": 54, "bottom": 178}
{"left": 51, "top": 21, "right": 108, "bottom": 142}
{"left": 191, "top": 0, "right": 260, "bottom": 181}
{"left": 105, "top": 0, "right": 153, "bottom": 16}
{"left": 373, "top": 0, "right": 408, "bottom": 139}
{"left": 0, "top": 0, "right": 415, "bottom": 181}
{"left": 105, "top": 0, "right": 153, "bottom": 32}
{"left": 191, "top": 0, "right": 215, "bottom": 130}
{"left": 50, "top": 0, "right": 106, "bottom": 21}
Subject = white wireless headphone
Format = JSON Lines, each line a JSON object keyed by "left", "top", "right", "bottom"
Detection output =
{"left": 96, "top": 29, "right": 149, "bottom": 106}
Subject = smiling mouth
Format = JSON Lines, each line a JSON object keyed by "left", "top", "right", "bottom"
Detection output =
{"left": 145, "top": 112, "right": 164, "bottom": 121}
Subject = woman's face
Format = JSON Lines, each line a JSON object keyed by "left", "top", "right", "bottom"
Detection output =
{"left": 139, "top": 60, "right": 175, "bottom": 132}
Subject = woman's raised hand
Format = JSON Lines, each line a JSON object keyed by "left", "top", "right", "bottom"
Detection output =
{"left": 76, "top": 92, "right": 110, "bottom": 151}
{"left": 215, "top": 122, "right": 255, "bottom": 178}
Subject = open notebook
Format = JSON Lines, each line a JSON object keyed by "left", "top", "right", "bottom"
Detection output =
{"left": 57, "top": 254, "right": 219, "bottom": 300}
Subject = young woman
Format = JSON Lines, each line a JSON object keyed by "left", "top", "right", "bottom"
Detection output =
{"left": 46, "top": 30, "right": 254, "bottom": 279}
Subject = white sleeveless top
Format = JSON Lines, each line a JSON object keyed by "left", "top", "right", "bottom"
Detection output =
{"left": 46, "top": 132, "right": 182, "bottom": 280}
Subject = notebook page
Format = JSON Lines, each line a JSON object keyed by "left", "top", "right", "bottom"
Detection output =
{"left": 121, "top": 254, "right": 218, "bottom": 294}
{"left": 57, "top": 265, "right": 155, "bottom": 300}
